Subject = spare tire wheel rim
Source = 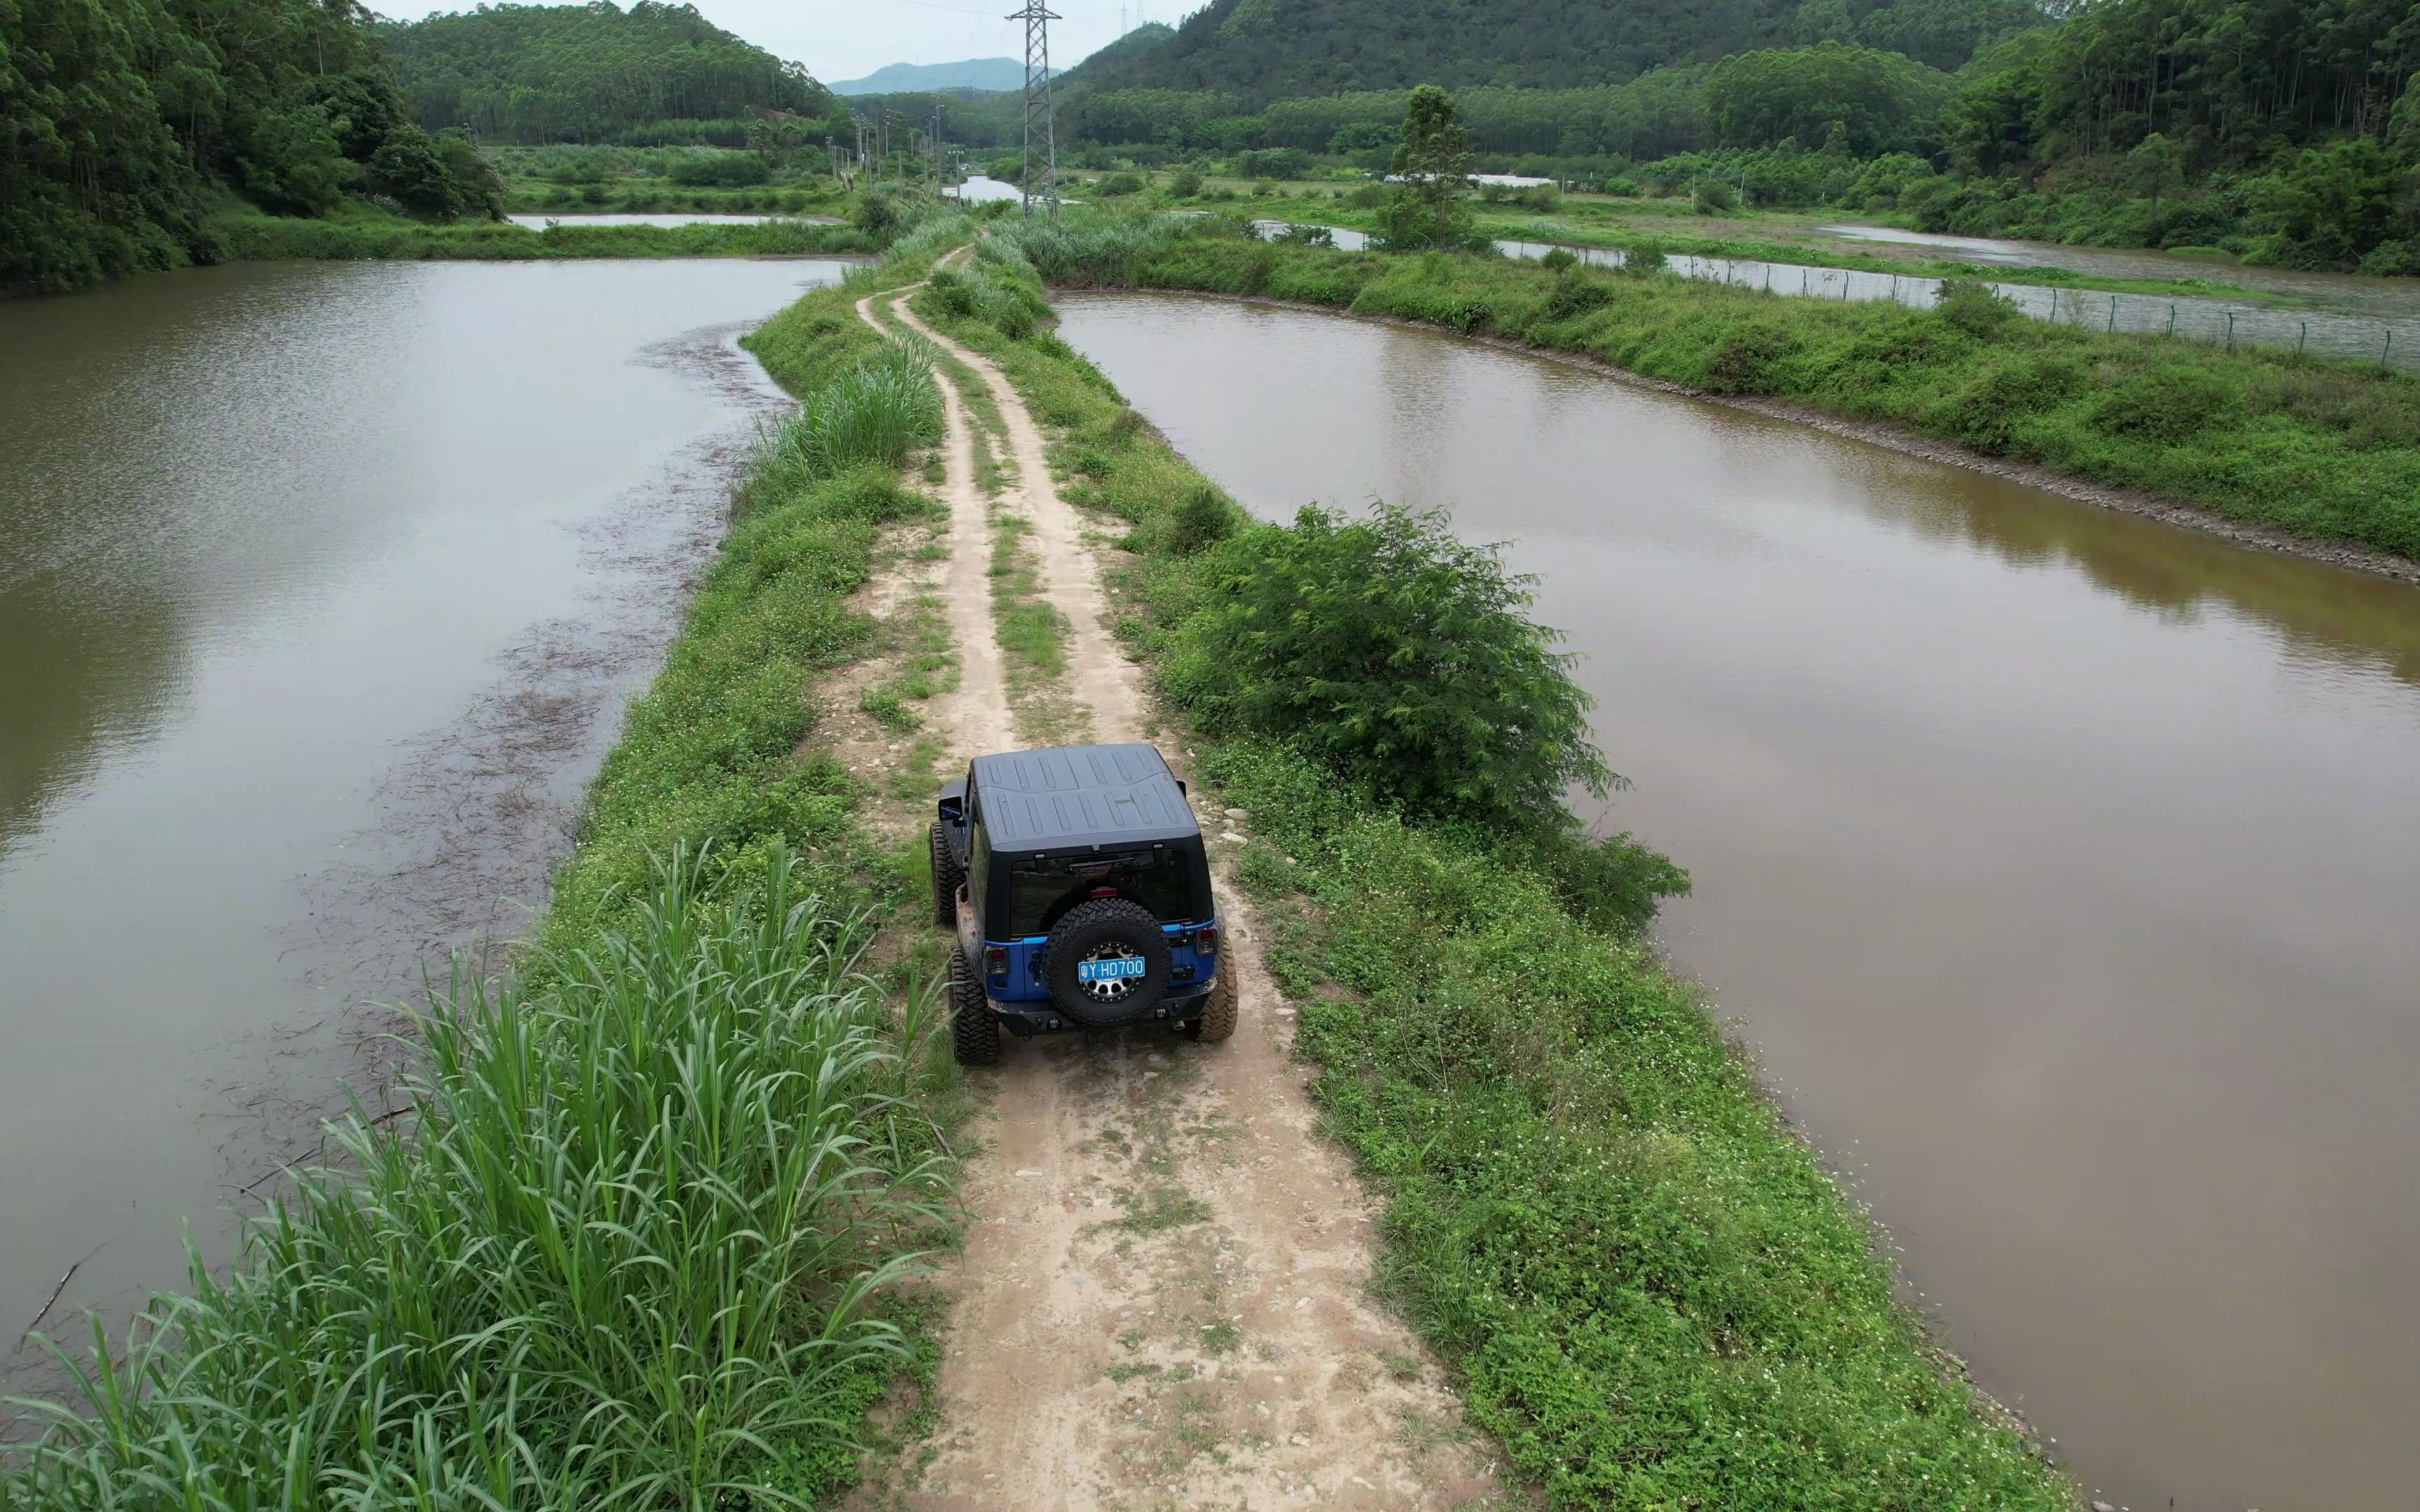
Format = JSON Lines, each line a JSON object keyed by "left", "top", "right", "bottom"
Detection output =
{"left": 1076, "top": 942, "right": 1148, "bottom": 1003}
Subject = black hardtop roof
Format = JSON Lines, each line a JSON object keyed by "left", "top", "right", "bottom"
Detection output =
{"left": 971, "top": 744, "right": 1199, "bottom": 852}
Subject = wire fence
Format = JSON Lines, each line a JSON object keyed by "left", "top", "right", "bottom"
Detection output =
{"left": 1249, "top": 221, "right": 2420, "bottom": 370}
{"left": 1520, "top": 239, "right": 2417, "bottom": 372}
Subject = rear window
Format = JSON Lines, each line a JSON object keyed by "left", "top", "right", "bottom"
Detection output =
{"left": 1002, "top": 848, "right": 1199, "bottom": 937}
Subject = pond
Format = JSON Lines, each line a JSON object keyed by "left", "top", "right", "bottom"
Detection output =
{"left": 1057, "top": 289, "right": 2420, "bottom": 1512}
{"left": 0, "top": 257, "right": 839, "bottom": 1391}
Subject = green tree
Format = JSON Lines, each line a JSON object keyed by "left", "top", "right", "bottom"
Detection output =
{"left": 2253, "top": 139, "right": 2403, "bottom": 272}
{"left": 1376, "top": 84, "right": 1475, "bottom": 251}
{"left": 1699, "top": 42, "right": 1954, "bottom": 155}
{"left": 2127, "top": 131, "right": 2180, "bottom": 220}
{"left": 368, "top": 125, "right": 466, "bottom": 218}
{"left": 2, "top": 0, "right": 438, "bottom": 294}
{"left": 1176, "top": 503, "right": 1613, "bottom": 826}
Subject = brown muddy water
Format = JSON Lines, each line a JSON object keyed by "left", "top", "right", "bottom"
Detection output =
{"left": 0, "top": 257, "right": 842, "bottom": 1394}
{"left": 1055, "top": 292, "right": 2420, "bottom": 1512}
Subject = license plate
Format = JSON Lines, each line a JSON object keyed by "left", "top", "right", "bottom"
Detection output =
{"left": 1078, "top": 957, "right": 1146, "bottom": 983}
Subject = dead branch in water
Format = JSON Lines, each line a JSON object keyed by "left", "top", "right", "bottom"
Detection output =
{"left": 15, "top": 1244, "right": 104, "bottom": 1350}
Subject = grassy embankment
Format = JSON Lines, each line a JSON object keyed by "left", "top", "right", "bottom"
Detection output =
{"left": 480, "top": 146, "right": 856, "bottom": 218}
{"left": 1025, "top": 212, "right": 2420, "bottom": 561}
{"left": 499, "top": 179, "right": 849, "bottom": 217}
{"left": 0, "top": 223, "right": 975, "bottom": 1511}
{"left": 903, "top": 234, "right": 2080, "bottom": 1509}
{"left": 210, "top": 206, "right": 879, "bottom": 263}
{"left": 1158, "top": 180, "right": 2295, "bottom": 303}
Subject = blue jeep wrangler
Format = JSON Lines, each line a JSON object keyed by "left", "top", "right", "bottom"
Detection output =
{"left": 930, "top": 743, "right": 1238, "bottom": 1065}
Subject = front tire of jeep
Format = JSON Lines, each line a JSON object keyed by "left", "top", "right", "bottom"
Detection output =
{"left": 929, "top": 820, "right": 963, "bottom": 929}
{"left": 948, "top": 944, "right": 999, "bottom": 1066}
{"left": 1183, "top": 957, "right": 1239, "bottom": 1044}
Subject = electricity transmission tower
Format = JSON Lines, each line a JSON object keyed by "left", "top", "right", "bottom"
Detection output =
{"left": 1008, "top": 2, "right": 1060, "bottom": 218}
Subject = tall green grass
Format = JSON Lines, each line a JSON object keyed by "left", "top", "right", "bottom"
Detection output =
{"left": 984, "top": 210, "right": 2420, "bottom": 563}
{"left": 4, "top": 248, "right": 963, "bottom": 1511}
{"left": 905, "top": 260, "right": 2078, "bottom": 1511}
{"left": 754, "top": 339, "right": 944, "bottom": 492}
{"left": 4, "top": 845, "right": 945, "bottom": 1511}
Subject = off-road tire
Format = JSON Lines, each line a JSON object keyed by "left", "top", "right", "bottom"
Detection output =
{"left": 1182, "top": 958, "right": 1239, "bottom": 1044}
{"left": 948, "top": 944, "right": 999, "bottom": 1066}
{"left": 1041, "top": 897, "right": 1171, "bottom": 1025}
{"left": 929, "top": 820, "right": 963, "bottom": 928}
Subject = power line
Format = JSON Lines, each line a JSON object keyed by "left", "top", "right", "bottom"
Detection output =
{"left": 1008, "top": 2, "right": 1060, "bottom": 220}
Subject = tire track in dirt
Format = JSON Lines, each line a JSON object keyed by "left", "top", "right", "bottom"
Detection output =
{"left": 883, "top": 292, "right": 1140, "bottom": 746}
{"left": 854, "top": 288, "right": 1013, "bottom": 766}
{"left": 855, "top": 270, "right": 1506, "bottom": 1511}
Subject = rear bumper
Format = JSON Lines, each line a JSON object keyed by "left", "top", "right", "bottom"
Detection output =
{"left": 989, "top": 977, "right": 1216, "bottom": 1038}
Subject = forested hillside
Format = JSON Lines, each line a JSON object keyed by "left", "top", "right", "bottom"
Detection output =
{"left": 2, "top": 0, "right": 496, "bottom": 295}
{"left": 1061, "top": 0, "right": 2043, "bottom": 101}
{"left": 1059, "top": 0, "right": 2419, "bottom": 273}
{"left": 378, "top": 2, "right": 837, "bottom": 145}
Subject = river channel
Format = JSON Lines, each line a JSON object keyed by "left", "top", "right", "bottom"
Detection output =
{"left": 0, "top": 256, "right": 840, "bottom": 1394}
{"left": 1056, "top": 292, "right": 2420, "bottom": 1512}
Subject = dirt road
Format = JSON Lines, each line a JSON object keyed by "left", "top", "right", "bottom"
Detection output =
{"left": 848, "top": 271, "right": 1505, "bottom": 1511}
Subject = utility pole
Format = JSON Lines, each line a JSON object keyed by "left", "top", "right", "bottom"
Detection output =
{"left": 1008, "top": 2, "right": 1061, "bottom": 218}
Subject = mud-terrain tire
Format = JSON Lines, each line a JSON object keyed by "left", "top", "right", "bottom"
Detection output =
{"left": 929, "top": 820, "right": 963, "bottom": 928}
{"left": 1182, "top": 958, "right": 1239, "bottom": 1044}
{"left": 1041, "top": 898, "right": 1171, "bottom": 1026}
{"left": 949, "top": 944, "right": 999, "bottom": 1066}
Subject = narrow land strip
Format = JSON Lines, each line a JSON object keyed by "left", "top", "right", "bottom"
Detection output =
{"left": 856, "top": 263, "right": 1505, "bottom": 1512}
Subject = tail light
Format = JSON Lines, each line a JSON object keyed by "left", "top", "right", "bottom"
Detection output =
{"left": 1190, "top": 925, "right": 1217, "bottom": 955}
{"left": 985, "top": 946, "right": 1008, "bottom": 978}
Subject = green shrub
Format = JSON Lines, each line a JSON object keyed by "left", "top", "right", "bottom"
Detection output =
{"left": 1540, "top": 265, "right": 1613, "bottom": 322}
{"left": 1939, "top": 356, "right": 2087, "bottom": 449}
{"left": 1703, "top": 323, "right": 1792, "bottom": 393}
{"left": 1933, "top": 278, "right": 2020, "bottom": 339}
{"left": 1272, "top": 223, "right": 1335, "bottom": 248}
{"left": 2248, "top": 365, "right": 2420, "bottom": 450}
{"left": 1167, "top": 504, "right": 1612, "bottom": 827}
{"left": 854, "top": 190, "right": 903, "bottom": 239}
{"left": 2091, "top": 368, "right": 2234, "bottom": 442}
{"left": 1097, "top": 172, "right": 1146, "bottom": 197}
{"left": 1236, "top": 146, "right": 1314, "bottom": 180}
{"left": 669, "top": 150, "right": 769, "bottom": 187}
{"left": 1538, "top": 246, "right": 1578, "bottom": 271}
{"left": 1694, "top": 180, "right": 1739, "bottom": 214}
{"left": 1168, "top": 169, "right": 1203, "bottom": 198}
{"left": 1162, "top": 479, "right": 1241, "bottom": 555}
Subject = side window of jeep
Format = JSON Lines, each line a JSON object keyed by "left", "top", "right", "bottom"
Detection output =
{"left": 968, "top": 811, "right": 991, "bottom": 921}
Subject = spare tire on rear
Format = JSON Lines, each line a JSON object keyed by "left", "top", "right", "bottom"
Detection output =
{"left": 1042, "top": 897, "right": 1171, "bottom": 1026}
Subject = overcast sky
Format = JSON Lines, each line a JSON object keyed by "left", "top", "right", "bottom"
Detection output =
{"left": 375, "top": 0, "right": 1160, "bottom": 87}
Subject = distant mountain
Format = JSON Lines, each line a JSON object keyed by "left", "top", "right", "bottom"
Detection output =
{"left": 1060, "top": 0, "right": 2038, "bottom": 102}
{"left": 829, "top": 58, "right": 1040, "bottom": 96}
